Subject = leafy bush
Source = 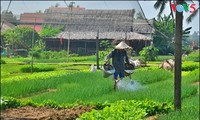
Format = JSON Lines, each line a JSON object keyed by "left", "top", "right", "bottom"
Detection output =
{"left": 20, "top": 64, "right": 55, "bottom": 73}
{"left": 139, "top": 46, "right": 159, "bottom": 61}
{"left": 40, "top": 50, "right": 67, "bottom": 59}
{"left": 79, "top": 100, "right": 173, "bottom": 120}
{"left": 0, "top": 59, "right": 6, "bottom": 64}
{"left": 29, "top": 46, "right": 43, "bottom": 59}
{"left": 183, "top": 50, "right": 199, "bottom": 62}
{"left": 182, "top": 62, "right": 199, "bottom": 71}
{"left": 0, "top": 96, "right": 87, "bottom": 110}
{"left": 0, "top": 96, "right": 21, "bottom": 110}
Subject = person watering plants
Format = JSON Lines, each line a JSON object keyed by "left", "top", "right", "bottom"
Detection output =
{"left": 105, "top": 41, "right": 131, "bottom": 91}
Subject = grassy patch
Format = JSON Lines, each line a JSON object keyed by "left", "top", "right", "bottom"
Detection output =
{"left": 131, "top": 67, "right": 173, "bottom": 84}
{"left": 20, "top": 64, "right": 55, "bottom": 73}
{"left": 158, "top": 95, "right": 199, "bottom": 120}
{"left": 1, "top": 59, "right": 199, "bottom": 119}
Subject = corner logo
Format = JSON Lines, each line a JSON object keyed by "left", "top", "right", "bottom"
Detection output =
{"left": 171, "top": 3, "right": 197, "bottom": 13}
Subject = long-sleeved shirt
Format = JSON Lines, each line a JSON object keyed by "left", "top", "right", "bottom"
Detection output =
{"left": 106, "top": 49, "right": 129, "bottom": 74}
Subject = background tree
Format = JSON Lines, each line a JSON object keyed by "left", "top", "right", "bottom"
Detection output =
{"left": 182, "top": 27, "right": 193, "bottom": 54}
{"left": 189, "top": 31, "right": 199, "bottom": 48}
{"left": 139, "top": 46, "right": 159, "bottom": 61}
{"left": 2, "top": 29, "right": 20, "bottom": 56}
{"left": 153, "top": 14, "right": 174, "bottom": 55}
{"left": 39, "top": 24, "right": 64, "bottom": 38}
{"left": 1, "top": 10, "right": 18, "bottom": 25}
{"left": 2, "top": 26, "right": 40, "bottom": 52}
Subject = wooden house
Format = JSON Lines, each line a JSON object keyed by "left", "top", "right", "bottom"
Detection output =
{"left": 43, "top": 6, "right": 153, "bottom": 55}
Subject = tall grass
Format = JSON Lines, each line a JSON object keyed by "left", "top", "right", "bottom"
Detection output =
{"left": 158, "top": 95, "right": 199, "bottom": 120}
{"left": 1, "top": 55, "right": 97, "bottom": 63}
{"left": 2, "top": 65, "right": 198, "bottom": 105}
{"left": 1, "top": 60, "right": 199, "bottom": 120}
{"left": 1, "top": 70, "right": 79, "bottom": 97}
{"left": 29, "top": 71, "right": 114, "bottom": 104}
{"left": 131, "top": 68, "right": 173, "bottom": 84}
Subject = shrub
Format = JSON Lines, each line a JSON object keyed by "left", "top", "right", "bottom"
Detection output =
{"left": 20, "top": 64, "right": 55, "bottom": 73}
{"left": 139, "top": 46, "right": 159, "bottom": 61}
{"left": 40, "top": 50, "right": 67, "bottom": 59}
{"left": 79, "top": 100, "right": 173, "bottom": 120}
{"left": 0, "top": 96, "right": 21, "bottom": 110}
{"left": 183, "top": 50, "right": 199, "bottom": 62}
{"left": 0, "top": 59, "right": 6, "bottom": 64}
{"left": 182, "top": 62, "right": 199, "bottom": 71}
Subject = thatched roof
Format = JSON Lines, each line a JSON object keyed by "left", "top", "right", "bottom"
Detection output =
{"left": 56, "top": 31, "right": 151, "bottom": 41}
{"left": 43, "top": 7, "right": 154, "bottom": 34}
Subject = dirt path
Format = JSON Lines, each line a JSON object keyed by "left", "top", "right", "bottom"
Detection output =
{"left": 0, "top": 105, "right": 93, "bottom": 120}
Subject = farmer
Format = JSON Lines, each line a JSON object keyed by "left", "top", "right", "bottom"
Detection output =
{"left": 105, "top": 41, "right": 131, "bottom": 90}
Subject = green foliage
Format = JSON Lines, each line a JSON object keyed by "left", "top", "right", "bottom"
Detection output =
{"left": 0, "top": 96, "right": 172, "bottom": 120}
{"left": 182, "top": 27, "right": 193, "bottom": 55}
{"left": 29, "top": 46, "right": 42, "bottom": 59}
{"left": 99, "top": 40, "right": 113, "bottom": 62}
{"left": 93, "top": 102, "right": 111, "bottom": 110}
{"left": 29, "top": 39, "right": 45, "bottom": 59}
{"left": 132, "top": 68, "right": 173, "bottom": 84}
{"left": 182, "top": 62, "right": 199, "bottom": 71}
{"left": 1, "top": 59, "right": 198, "bottom": 120}
{"left": 13, "top": 26, "right": 40, "bottom": 49}
{"left": 158, "top": 95, "right": 199, "bottom": 120}
{"left": 183, "top": 50, "right": 199, "bottom": 62}
{"left": 0, "top": 96, "right": 90, "bottom": 110}
{"left": 40, "top": 50, "right": 67, "bottom": 59}
{"left": 139, "top": 46, "right": 159, "bottom": 61}
{"left": 0, "top": 96, "right": 21, "bottom": 110}
{"left": 79, "top": 100, "right": 173, "bottom": 120}
{"left": 20, "top": 64, "right": 55, "bottom": 73}
{"left": 182, "top": 68, "right": 199, "bottom": 84}
{"left": 39, "top": 24, "right": 64, "bottom": 37}
{"left": 2, "top": 26, "right": 40, "bottom": 51}
{"left": 99, "top": 50, "right": 110, "bottom": 61}
{"left": 156, "top": 55, "right": 174, "bottom": 61}
{"left": 100, "top": 40, "right": 113, "bottom": 50}
{"left": 2, "top": 29, "right": 19, "bottom": 46}
{"left": 182, "top": 45, "right": 193, "bottom": 54}
{"left": 43, "top": 100, "right": 60, "bottom": 108}
{"left": 153, "top": 14, "right": 174, "bottom": 55}
{"left": 0, "top": 59, "right": 6, "bottom": 64}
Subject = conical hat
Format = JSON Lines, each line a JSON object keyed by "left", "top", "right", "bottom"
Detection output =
{"left": 115, "top": 41, "right": 131, "bottom": 49}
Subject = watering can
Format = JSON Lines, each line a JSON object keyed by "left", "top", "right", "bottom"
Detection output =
{"left": 102, "top": 63, "right": 115, "bottom": 78}
{"left": 124, "top": 63, "right": 135, "bottom": 78}
{"left": 102, "top": 63, "right": 135, "bottom": 78}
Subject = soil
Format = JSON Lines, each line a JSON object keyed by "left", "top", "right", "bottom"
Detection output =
{"left": 192, "top": 80, "right": 200, "bottom": 85}
{"left": 0, "top": 105, "right": 94, "bottom": 120}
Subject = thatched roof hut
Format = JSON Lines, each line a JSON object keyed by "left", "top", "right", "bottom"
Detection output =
{"left": 43, "top": 6, "right": 153, "bottom": 55}
{"left": 56, "top": 31, "right": 151, "bottom": 41}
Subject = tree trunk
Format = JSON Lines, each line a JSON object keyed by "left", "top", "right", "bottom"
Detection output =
{"left": 174, "top": 0, "right": 183, "bottom": 111}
